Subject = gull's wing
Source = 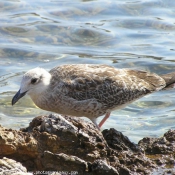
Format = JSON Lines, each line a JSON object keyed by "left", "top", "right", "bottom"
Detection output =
{"left": 49, "top": 64, "right": 166, "bottom": 109}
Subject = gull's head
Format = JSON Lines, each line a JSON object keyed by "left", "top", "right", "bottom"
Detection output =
{"left": 12, "top": 67, "right": 51, "bottom": 105}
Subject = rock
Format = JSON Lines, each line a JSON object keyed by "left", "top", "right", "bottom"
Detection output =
{"left": 138, "top": 129, "right": 175, "bottom": 174}
{"left": 138, "top": 129, "right": 175, "bottom": 155}
{"left": 0, "top": 124, "right": 38, "bottom": 170}
{"left": 0, "top": 157, "right": 31, "bottom": 175}
{"left": 0, "top": 114, "right": 175, "bottom": 174}
{"left": 102, "top": 128, "right": 140, "bottom": 152}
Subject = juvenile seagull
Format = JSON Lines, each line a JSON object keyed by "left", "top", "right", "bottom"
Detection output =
{"left": 12, "top": 64, "right": 175, "bottom": 129}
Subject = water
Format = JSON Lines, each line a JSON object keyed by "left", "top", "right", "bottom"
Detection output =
{"left": 1, "top": 0, "right": 175, "bottom": 143}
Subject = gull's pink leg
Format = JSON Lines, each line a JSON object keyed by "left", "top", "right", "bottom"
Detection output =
{"left": 98, "top": 112, "right": 111, "bottom": 128}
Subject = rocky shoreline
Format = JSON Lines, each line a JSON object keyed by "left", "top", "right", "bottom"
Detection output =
{"left": 0, "top": 114, "right": 175, "bottom": 175}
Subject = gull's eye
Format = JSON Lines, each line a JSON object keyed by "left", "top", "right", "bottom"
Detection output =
{"left": 31, "top": 78, "right": 38, "bottom": 84}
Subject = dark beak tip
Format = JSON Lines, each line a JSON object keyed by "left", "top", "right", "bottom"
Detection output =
{"left": 12, "top": 90, "right": 27, "bottom": 106}
{"left": 12, "top": 99, "right": 15, "bottom": 105}
{"left": 12, "top": 95, "right": 18, "bottom": 106}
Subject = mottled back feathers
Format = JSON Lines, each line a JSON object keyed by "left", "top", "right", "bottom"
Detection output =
{"left": 13, "top": 64, "right": 175, "bottom": 128}
{"left": 49, "top": 64, "right": 166, "bottom": 110}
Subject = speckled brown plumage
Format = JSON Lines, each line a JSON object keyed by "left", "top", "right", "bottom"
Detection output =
{"left": 47, "top": 65, "right": 166, "bottom": 124}
{"left": 12, "top": 64, "right": 175, "bottom": 129}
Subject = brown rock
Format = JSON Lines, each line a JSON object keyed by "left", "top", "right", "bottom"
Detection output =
{"left": 139, "top": 129, "right": 175, "bottom": 174}
{"left": 2, "top": 114, "right": 173, "bottom": 174}
{"left": 0, "top": 157, "right": 30, "bottom": 175}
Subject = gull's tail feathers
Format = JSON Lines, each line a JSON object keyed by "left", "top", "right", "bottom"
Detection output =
{"left": 161, "top": 72, "right": 175, "bottom": 90}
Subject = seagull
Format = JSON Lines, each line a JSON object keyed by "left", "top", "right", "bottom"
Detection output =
{"left": 12, "top": 64, "right": 175, "bottom": 129}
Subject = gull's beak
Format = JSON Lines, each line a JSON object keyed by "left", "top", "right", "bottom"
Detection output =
{"left": 12, "top": 89, "right": 27, "bottom": 105}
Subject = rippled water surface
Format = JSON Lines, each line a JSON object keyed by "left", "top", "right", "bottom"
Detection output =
{"left": 1, "top": 0, "right": 175, "bottom": 143}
